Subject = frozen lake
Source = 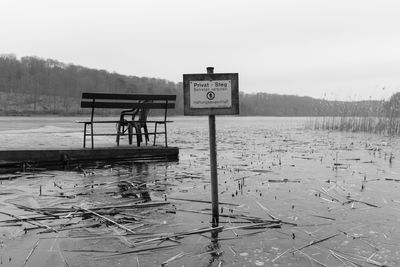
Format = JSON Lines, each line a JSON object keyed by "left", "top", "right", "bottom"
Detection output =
{"left": 0, "top": 116, "right": 399, "bottom": 266}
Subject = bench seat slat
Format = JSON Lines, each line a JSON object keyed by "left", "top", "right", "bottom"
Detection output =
{"left": 86, "top": 132, "right": 166, "bottom": 136}
{"left": 75, "top": 120, "right": 173, "bottom": 123}
{"left": 80, "top": 102, "right": 175, "bottom": 109}
{"left": 82, "top": 93, "right": 176, "bottom": 101}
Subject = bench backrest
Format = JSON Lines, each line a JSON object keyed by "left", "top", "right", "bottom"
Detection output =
{"left": 81, "top": 93, "right": 176, "bottom": 110}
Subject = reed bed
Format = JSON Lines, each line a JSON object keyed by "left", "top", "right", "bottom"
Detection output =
{"left": 308, "top": 116, "right": 400, "bottom": 135}
{"left": 308, "top": 92, "right": 400, "bottom": 135}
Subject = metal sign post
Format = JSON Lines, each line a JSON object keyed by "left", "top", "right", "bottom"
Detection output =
{"left": 183, "top": 67, "right": 239, "bottom": 230}
{"left": 206, "top": 67, "right": 219, "bottom": 227}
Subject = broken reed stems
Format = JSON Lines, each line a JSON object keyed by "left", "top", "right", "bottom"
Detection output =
{"left": 122, "top": 222, "right": 280, "bottom": 249}
{"left": 176, "top": 208, "right": 289, "bottom": 225}
{"left": 227, "top": 219, "right": 238, "bottom": 237}
{"left": 294, "top": 248, "right": 329, "bottom": 267}
{"left": 329, "top": 250, "right": 351, "bottom": 266}
{"left": 0, "top": 215, "right": 60, "bottom": 224}
{"left": 271, "top": 248, "right": 291, "bottom": 263}
{"left": 272, "top": 233, "right": 340, "bottom": 263}
{"left": 22, "top": 240, "right": 40, "bottom": 266}
{"left": 314, "top": 189, "right": 341, "bottom": 202}
{"left": 38, "top": 222, "right": 102, "bottom": 234}
{"left": 13, "top": 203, "right": 60, "bottom": 219}
{"left": 224, "top": 222, "right": 281, "bottom": 231}
{"left": 296, "top": 233, "right": 340, "bottom": 251}
{"left": 329, "top": 249, "right": 386, "bottom": 267}
{"left": 0, "top": 201, "right": 171, "bottom": 225}
{"left": 252, "top": 199, "right": 297, "bottom": 226}
{"left": 313, "top": 188, "right": 380, "bottom": 209}
{"left": 331, "top": 249, "right": 386, "bottom": 267}
{"left": 133, "top": 226, "right": 224, "bottom": 246}
{"left": 345, "top": 198, "right": 379, "bottom": 208}
{"left": 330, "top": 250, "right": 362, "bottom": 267}
{"left": 41, "top": 201, "right": 170, "bottom": 213}
{"left": 73, "top": 206, "right": 138, "bottom": 236}
{"left": 167, "top": 197, "right": 239, "bottom": 206}
{"left": 98, "top": 244, "right": 179, "bottom": 258}
{"left": 253, "top": 199, "right": 279, "bottom": 220}
{"left": 161, "top": 251, "right": 188, "bottom": 266}
{"left": 0, "top": 211, "right": 58, "bottom": 232}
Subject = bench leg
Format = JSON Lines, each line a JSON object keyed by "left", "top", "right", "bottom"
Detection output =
{"left": 153, "top": 123, "right": 158, "bottom": 146}
{"left": 135, "top": 124, "right": 141, "bottom": 147}
{"left": 164, "top": 123, "right": 168, "bottom": 147}
{"left": 90, "top": 123, "right": 94, "bottom": 149}
{"left": 128, "top": 124, "right": 133, "bottom": 145}
{"left": 116, "top": 122, "right": 121, "bottom": 146}
{"left": 144, "top": 124, "right": 149, "bottom": 145}
{"left": 83, "top": 123, "right": 87, "bottom": 148}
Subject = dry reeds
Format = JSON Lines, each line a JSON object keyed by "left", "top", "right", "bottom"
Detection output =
{"left": 308, "top": 116, "right": 400, "bottom": 135}
{"left": 307, "top": 92, "right": 400, "bottom": 135}
{"left": 309, "top": 116, "right": 400, "bottom": 135}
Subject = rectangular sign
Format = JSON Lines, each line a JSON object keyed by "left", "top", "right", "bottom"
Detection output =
{"left": 190, "top": 80, "right": 232, "bottom": 108}
{"left": 183, "top": 73, "right": 239, "bottom": 116}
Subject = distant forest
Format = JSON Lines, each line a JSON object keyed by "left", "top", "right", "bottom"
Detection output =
{"left": 0, "top": 54, "right": 394, "bottom": 117}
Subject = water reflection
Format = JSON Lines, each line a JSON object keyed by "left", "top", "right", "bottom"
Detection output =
{"left": 117, "top": 181, "right": 151, "bottom": 201}
{"left": 206, "top": 239, "right": 221, "bottom": 267}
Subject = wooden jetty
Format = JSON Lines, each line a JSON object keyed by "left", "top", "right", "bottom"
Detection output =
{"left": 0, "top": 146, "right": 179, "bottom": 169}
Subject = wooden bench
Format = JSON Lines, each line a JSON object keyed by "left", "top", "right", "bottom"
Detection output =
{"left": 78, "top": 92, "right": 176, "bottom": 149}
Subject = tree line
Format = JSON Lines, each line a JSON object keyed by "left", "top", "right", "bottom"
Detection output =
{"left": 0, "top": 54, "right": 180, "bottom": 115}
{"left": 0, "top": 54, "right": 396, "bottom": 117}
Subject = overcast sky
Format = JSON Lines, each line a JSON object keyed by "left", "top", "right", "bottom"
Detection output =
{"left": 2, "top": 0, "right": 400, "bottom": 100}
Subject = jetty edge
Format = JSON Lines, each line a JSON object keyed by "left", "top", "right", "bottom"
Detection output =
{"left": 0, "top": 146, "right": 179, "bottom": 169}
